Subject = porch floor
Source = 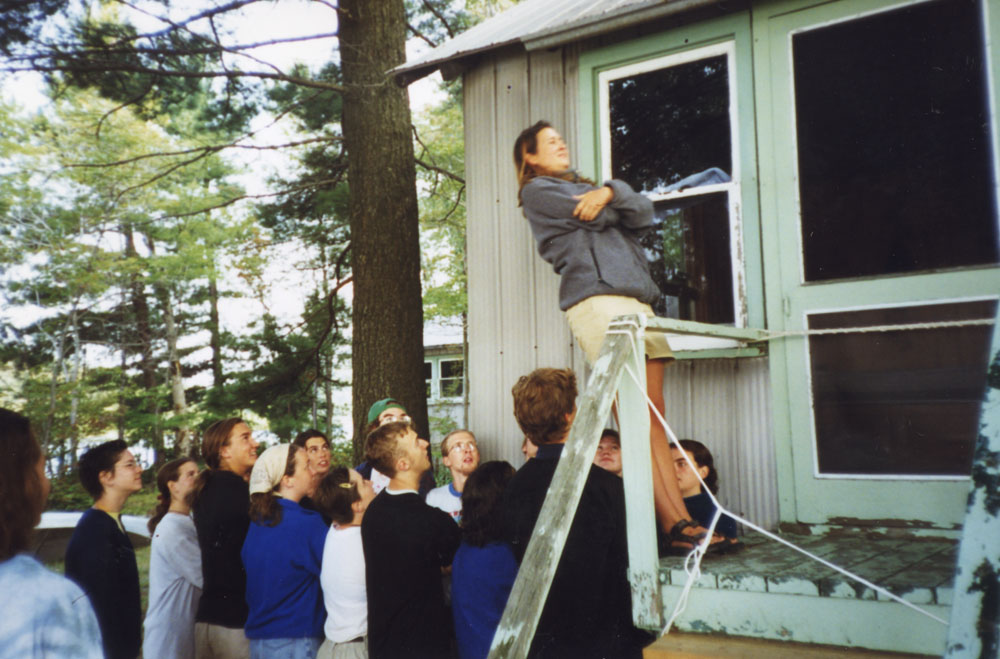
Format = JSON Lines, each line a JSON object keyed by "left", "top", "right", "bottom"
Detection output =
{"left": 655, "top": 530, "right": 958, "bottom": 655}
{"left": 659, "top": 530, "right": 958, "bottom": 604}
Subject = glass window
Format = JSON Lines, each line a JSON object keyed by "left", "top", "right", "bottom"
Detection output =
{"left": 642, "top": 192, "right": 734, "bottom": 323}
{"left": 602, "top": 43, "right": 742, "bottom": 326}
{"left": 793, "top": 0, "right": 998, "bottom": 282}
{"left": 608, "top": 55, "right": 731, "bottom": 193}
{"left": 423, "top": 361, "right": 433, "bottom": 399}
{"left": 808, "top": 300, "right": 995, "bottom": 476}
{"left": 440, "top": 359, "right": 464, "bottom": 398}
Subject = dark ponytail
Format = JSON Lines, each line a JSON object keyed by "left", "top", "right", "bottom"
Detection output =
{"left": 148, "top": 458, "right": 196, "bottom": 534}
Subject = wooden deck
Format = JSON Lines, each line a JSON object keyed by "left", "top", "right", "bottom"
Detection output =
{"left": 654, "top": 531, "right": 957, "bottom": 655}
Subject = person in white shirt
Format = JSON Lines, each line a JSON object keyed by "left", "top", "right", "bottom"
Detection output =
{"left": 143, "top": 458, "right": 203, "bottom": 659}
{"left": 425, "top": 430, "right": 480, "bottom": 524}
{"left": 313, "top": 467, "right": 377, "bottom": 659}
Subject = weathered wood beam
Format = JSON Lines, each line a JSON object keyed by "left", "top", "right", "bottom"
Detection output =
{"left": 616, "top": 316, "right": 664, "bottom": 629}
{"left": 945, "top": 307, "right": 1000, "bottom": 657}
{"left": 489, "top": 314, "right": 642, "bottom": 658}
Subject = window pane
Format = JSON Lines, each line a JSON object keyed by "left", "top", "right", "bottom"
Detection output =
{"left": 441, "top": 378, "right": 463, "bottom": 398}
{"left": 643, "top": 192, "right": 734, "bottom": 323}
{"left": 608, "top": 55, "right": 731, "bottom": 193}
{"left": 793, "top": 0, "right": 997, "bottom": 282}
{"left": 440, "top": 359, "right": 464, "bottom": 378}
{"left": 809, "top": 300, "right": 995, "bottom": 475}
{"left": 424, "top": 362, "right": 433, "bottom": 398}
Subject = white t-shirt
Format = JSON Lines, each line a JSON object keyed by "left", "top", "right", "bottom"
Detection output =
{"left": 320, "top": 525, "right": 367, "bottom": 643}
{"left": 370, "top": 468, "right": 391, "bottom": 494}
{"left": 425, "top": 483, "right": 462, "bottom": 523}
{"left": 143, "top": 512, "right": 203, "bottom": 659}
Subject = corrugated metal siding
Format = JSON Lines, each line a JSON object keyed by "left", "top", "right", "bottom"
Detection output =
{"left": 662, "top": 357, "right": 778, "bottom": 531}
{"left": 464, "top": 49, "right": 778, "bottom": 530}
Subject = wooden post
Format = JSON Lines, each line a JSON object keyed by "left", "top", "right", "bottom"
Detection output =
{"left": 488, "top": 314, "right": 646, "bottom": 658}
{"left": 945, "top": 305, "right": 1000, "bottom": 657}
{"left": 615, "top": 315, "right": 665, "bottom": 629}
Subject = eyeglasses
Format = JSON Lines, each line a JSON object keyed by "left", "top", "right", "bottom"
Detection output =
{"left": 379, "top": 414, "right": 411, "bottom": 425}
{"left": 448, "top": 442, "right": 478, "bottom": 454}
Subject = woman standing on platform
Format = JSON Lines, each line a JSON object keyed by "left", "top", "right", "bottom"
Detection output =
{"left": 513, "top": 121, "right": 731, "bottom": 553}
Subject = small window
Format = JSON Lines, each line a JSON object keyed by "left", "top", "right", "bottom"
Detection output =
{"left": 600, "top": 42, "right": 744, "bottom": 328}
{"left": 808, "top": 299, "right": 995, "bottom": 476}
{"left": 793, "top": 0, "right": 998, "bottom": 282}
{"left": 439, "top": 359, "right": 464, "bottom": 398}
{"left": 423, "top": 361, "right": 433, "bottom": 399}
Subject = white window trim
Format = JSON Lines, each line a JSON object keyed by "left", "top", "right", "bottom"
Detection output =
{"left": 802, "top": 294, "right": 997, "bottom": 481}
{"left": 425, "top": 356, "right": 465, "bottom": 402}
{"left": 596, "top": 41, "right": 747, "bottom": 351}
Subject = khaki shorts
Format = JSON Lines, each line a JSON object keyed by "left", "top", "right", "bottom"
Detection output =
{"left": 565, "top": 295, "right": 674, "bottom": 365}
{"left": 195, "top": 622, "right": 250, "bottom": 659}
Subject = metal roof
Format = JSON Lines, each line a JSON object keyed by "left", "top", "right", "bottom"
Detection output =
{"left": 393, "top": 0, "right": 720, "bottom": 84}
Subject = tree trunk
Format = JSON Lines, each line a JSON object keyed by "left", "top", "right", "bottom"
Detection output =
{"left": 157, "top": 283, "right": 190, "bottom": 457}
{"left": 123, "top": 224, "right": 162, "bottom": 457}
{"left": 340, "top": 0, "right": 427, "bottom": 462}
{"left": 208, "top": 260, "right": 224, "bottom": 388}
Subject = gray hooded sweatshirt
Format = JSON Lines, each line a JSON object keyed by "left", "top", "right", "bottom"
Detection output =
{"left": 521, "top": 175, "right": 658, "bottom": 311}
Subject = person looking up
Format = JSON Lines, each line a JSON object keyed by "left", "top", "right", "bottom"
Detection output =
{"left": 361, "top": 421, "right": 461, "bottom": 659}
{"left": 144, "top": 457, "right": 203, "bottom": 659}
{"left": 64, "top": 439, "right": 144, "bottom": 659}
{"left": 242, "top": 444, "right": 328, "bottom": 658}
{"left": 425, "top": 429, "right": 481, "bottom": 523}
{"left": 313, "top": 468, "right": 378, "bottom": 659}
{"left": 593, "top": 429, "right": 623, "bottom": 477}
{"left": 191, "top": 417, "right": 258, "bottom": 659}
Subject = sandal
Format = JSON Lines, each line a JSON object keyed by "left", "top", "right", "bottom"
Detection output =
{"left": 664, "top": 519, "right": 730, "bottom": 556}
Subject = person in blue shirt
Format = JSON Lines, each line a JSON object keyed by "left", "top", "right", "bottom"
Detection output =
{"left": 451, "top": 461, "right": 518, "bottom": 659}
{"left": 241, "top": 443, "right": 327, "bottom": 659}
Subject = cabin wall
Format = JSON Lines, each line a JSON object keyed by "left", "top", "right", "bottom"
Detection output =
{"left": 464, "top": 46, "right": 779, "bottom": 530}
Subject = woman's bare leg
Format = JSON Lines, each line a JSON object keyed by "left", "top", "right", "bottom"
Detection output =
{"left": 647, "top": 358, "right": 724, "bottom": 546}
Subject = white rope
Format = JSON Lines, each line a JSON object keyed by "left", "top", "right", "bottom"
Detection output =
{"left": 613, "top": 348, "right": 951, "bottom": 636}
{"left": 671, "top": 317, "right": 996, "bottom": 342}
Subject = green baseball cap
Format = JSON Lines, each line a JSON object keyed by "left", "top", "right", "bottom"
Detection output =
{"left": 366, "top": 398, "right": 407, "bottom": 425}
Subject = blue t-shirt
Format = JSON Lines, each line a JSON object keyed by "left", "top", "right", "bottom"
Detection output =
{"left": 242, "top": 498, "right": 328, "bottom": 639}
{"left": 451, "top": 541, "right": 519, "bottom": 659}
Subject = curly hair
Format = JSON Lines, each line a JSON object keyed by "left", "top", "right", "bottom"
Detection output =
{"left": 511, "top": 368, "right": 577, "bottom": 445}
{"left": 0, "top": 409, "right": 45, "bottom": 561}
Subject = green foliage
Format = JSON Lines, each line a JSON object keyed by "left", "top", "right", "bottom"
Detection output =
{"left": 416, "top": 81, "right": 467, "bottom": 320}
{"left": 45, "top": 473, "right": 93, "bottom": 512}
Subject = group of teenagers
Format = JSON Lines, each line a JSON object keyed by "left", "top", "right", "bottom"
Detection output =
{"left": 0, "top": 383, "right": 736, "bottom": 659}
{"left": 1, "top": 119, "right": 742, "bottom": 659}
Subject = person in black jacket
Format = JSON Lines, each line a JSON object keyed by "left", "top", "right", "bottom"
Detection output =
{"left": 64, "top": 439, "right": 144, "bottom": 659}
{"left": 191, "top": 417, "right": 259, "bottom": 658}
{"left": 502, "top": 368, "right": 646, "bottom": 659}
{"left": 361, "top": 421, "right": 461, "bottom": 659}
